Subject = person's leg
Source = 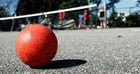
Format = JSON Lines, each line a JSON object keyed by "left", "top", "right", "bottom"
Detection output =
{"left": 78, "top": 23, "right": 81, "bottom": 29}
{"left": 85, "top": 20, "right": 89, "bottom": 29}
{"left": 103, "top": 20, "right": 106, "bottom": 28}
{"left": 100, "top": 20, "right": 103, "bottom": 28}
{"left": 84, "top": 20, "right": 86, "bottom": 25}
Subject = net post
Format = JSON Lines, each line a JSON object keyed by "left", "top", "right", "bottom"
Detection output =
{"left": 104, "top": 0, "right": 107, "bottom": 28}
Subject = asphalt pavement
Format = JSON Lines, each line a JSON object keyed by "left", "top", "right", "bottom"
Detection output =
{"left": 0, "top": 28, "right": 140, "bottom": 74}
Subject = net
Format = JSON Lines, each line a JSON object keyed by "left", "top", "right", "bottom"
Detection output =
{"left": 0, "top": 4, "right": 98, "bottom": 31}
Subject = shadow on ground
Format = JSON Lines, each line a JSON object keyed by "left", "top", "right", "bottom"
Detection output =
{"left": 32, "top": 59, "right": 87, "bottom": 69}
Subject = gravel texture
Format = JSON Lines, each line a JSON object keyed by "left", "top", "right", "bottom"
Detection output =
{"left": 0, "top": 28, "right": 140, "bottom": 74}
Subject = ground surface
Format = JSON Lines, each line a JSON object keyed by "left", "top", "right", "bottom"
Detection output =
{"left": 0, "top": 28, "right": 140, "bottom": 74}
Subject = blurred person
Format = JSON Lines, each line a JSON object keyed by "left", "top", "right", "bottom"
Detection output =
{"left": 83, "top": 10, "right": 88, "bottom": 25}
{"left": 59, "top": 8, "right": 65, "bottom": 27}
{"left": 78, "top": 14, "right": 83, "bottom": 29}
{"left": 99, "top": 7, "right": 105, "bottom": 29}
{"left": 83, "top": 10, "right": 89, "bottom": 29}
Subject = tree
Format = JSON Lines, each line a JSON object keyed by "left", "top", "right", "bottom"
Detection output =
{"left": 15, "top": 0, "right": 60, "bottom": 24}
{"left": 0, "top": 7, "right": 9, "bottom": 17}
{"left": 16, "top": 0, "right": 59, "bottom": 15}
{"left": 0, "top": 0, "right": 13, "bottom": 31}
{"left": 15, "top": 0, "right": 122, "bottom": 16}
{"left": 136, "top": 0, "right": 140, "bottom": 6}
{"left": 126, "top": 14, "right": 140, "bottom": 27}
{"left": 0, "top": 7, "right": 11, "bottom": 31}
{"left": 59, "top": 0, "right": 87, "bottom": 9}
{"left": 0, "top": 0, "right": 12, "bottom": 17}
{"left": 107, "top": 8, "right": 125, "bottom": 27}
{"left": 91, "top": 0, "right": 121, "bottom": 10}
{"left": 107, "top": 0, "right": 121, "bottom": 10}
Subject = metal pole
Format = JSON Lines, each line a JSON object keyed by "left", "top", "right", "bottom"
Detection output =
{"left": 104, "top": 0, "right": 107, "bottom": 28}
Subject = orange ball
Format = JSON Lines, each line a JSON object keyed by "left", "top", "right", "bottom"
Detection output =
{"left": 15, "top": 24, "right": 58, "bottom": 67}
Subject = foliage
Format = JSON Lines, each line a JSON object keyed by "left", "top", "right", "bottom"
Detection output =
{"left": 107, "top": 0, "right": 121, "bottom": 10}
{"left": 59, "top": 0, "right": 87, "bottom": 9}
{"left": 15, "top": 0, "right": 122, "bottom": 14}
{"left": 0, "top": 0, "right": 12, "bottom": 17}
{"left": 136, "top": 0, "right": 140, "bottom": 6}
{"left": 107, "top": 8, "right": 126, "bottom": 27}
{"left": 92, "top": 0, "right": 101, "bottom": 6}
{"left": 0, "top": 7, "right": 11, "bottom": 31}
{"left": 0, "top": 7, "right": 9, "bottom": 17}
{"left": 16, "top": 0, "right": 59, "bottom": 15}
{"left": 0, "top": 0, "right": 12, "bottom": 31}
{"left": 125, "top": 14, "right": 140, "bottom": 27}
{"left": 108, "top": 9, "right": 140, "bottom": 27}
{"left": 15, "top": 0, "right": 60, "bottom": 24}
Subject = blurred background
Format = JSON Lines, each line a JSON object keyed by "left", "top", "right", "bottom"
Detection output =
{"left": 0, "top": 0, "right": 140, "bottom": 31}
